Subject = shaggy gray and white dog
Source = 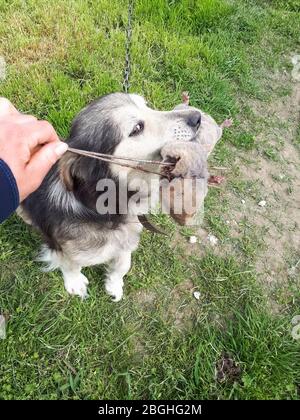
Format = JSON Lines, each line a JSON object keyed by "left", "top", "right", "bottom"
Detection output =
{"left": 18, "top": 93, "right": 208, "bottom": 301}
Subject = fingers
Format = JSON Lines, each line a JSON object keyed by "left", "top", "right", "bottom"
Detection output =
{"left": 19, "top": 120, "right": 60, "bottom": 150}
{"left": 25, "top": 141, "right": 68, "bottom": 189}
{"left": 0, "top": 99, "right": 68, "bottom": 201}
{"left": 10, "top": 114, "right": 37, "bottom": 125}
{"left": 0, "top": 111, "right": 37, "bottom": 126}
{"left": 0, "top": 97, "right": 19, "bottom": 117}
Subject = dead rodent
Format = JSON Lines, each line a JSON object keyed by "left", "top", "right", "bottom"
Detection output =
{"left": 159, "top": 92, "right": 232, "bottom": 226}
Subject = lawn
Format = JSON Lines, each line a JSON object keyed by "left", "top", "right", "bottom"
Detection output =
{"left": 0, "top": 0, "right": 300, "bottom": 400}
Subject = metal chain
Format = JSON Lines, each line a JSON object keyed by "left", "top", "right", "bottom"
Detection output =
{"left": 122, "top": 0, "right": 134, "bottom": 93}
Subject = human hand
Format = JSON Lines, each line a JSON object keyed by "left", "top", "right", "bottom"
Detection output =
{"left": 0, "top": 98, "right": 68, "bottom": 201}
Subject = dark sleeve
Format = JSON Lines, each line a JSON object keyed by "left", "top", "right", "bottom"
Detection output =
{"left": 0, "top": 158, "right": 20, "bottom": 223}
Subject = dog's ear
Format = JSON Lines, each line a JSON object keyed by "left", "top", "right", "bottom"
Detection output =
{"left": 59, "top": 151, "right": 79, "bottom": 191}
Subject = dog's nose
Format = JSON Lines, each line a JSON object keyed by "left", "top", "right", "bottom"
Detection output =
{"left": 186, "top": 111, "right": 201, "bottom": 130}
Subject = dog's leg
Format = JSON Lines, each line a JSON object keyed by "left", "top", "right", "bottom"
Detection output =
{"left": 61, "top": 264, "right": 89, "bottom": 299}
{"left": 105, "top": 252, "right": 131, "bottom": 302}
{"left": 62, "top": 266, "right": 89, "bottom": 299}
{"left": 37, "top": 245, "right": 89, "bottom": 298}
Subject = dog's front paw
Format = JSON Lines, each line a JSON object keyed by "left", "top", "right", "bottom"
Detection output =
{"left": 64, "top": 273, "right": 89, "bottom": 299}
{"left": 105, "top": 277, "right": 124, "bottom": 302}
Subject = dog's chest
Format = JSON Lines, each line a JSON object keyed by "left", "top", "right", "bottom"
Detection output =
{"left": 65, "top": 220, "right": 142, "bottom": 267}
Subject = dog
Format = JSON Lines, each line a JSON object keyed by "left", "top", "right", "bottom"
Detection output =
{"left": 18, "top": 93, "right": 205, "bottom": 301}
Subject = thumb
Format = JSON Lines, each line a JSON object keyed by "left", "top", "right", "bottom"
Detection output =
{"left": 0, "top": 97, "right": 19, "bottom": 117}
{"left": 26, "top": 141, "right": 68, "bottom": 183}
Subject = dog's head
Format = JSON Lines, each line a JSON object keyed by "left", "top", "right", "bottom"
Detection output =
{"left": 60, "top": 93, "right": 202, "bottom": 198}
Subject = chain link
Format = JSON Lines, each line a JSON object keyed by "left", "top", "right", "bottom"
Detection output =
{"left": 122, "top": 0, "right": 134, "bottom": 93}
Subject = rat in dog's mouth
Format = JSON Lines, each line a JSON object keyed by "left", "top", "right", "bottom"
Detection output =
{"left": 156, "top": 92, "right": 232, "bottom": 226}
{"left": 161, "top": 91, "right": 231, "bottom": 179}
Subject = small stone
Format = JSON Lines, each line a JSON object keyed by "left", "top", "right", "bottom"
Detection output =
{"left": 207, "top": 233, "right": 218, "bottom": 246}
{"left": 288, "top": 266, "right": 297, "bottom": 277}
{"left": 241, "top": 199, "right": 245, "bottom": 204}
{"left": 291, "top": 315, "right": 300, "bottom": 325}
{"left": 258, "top": 200, "right": 266, "bottom": 207}
{"left": 189, "top": 236, "right": 197, "bottom": 244}
{"left": 193, "top": 291, "right": 201, "bottom": 300}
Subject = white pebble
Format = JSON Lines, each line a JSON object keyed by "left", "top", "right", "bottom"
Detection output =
{"left": 193, "top": 291, "right": 201, "bottom": 300}
{"left": 241, "top": 199, "right": 245, "bottom": 204}
{"left": 288, "top": 266, "right": 296, "bottom": 277}
{"left": 207, "top": 233, "right": 218, "bottom": 246}
{"left": 258, "top": 200, "right": 266, "bottom": 207}
{"left": 189, "top": 236, "right": 197, "bottom": 244}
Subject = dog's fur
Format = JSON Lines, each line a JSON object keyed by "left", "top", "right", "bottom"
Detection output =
{"left": 18, "top": 93, "right": 203, "bottom": 301}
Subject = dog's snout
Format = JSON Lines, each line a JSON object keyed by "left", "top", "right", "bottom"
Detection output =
{"left": 186, "top": 111, "right": 201, "bottom": 131}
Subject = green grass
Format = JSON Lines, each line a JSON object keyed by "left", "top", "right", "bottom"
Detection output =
{"left": 1, "top": 0, "right": 300, "bottom": 400}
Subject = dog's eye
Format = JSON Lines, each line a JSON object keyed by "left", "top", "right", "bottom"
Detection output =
{"left": 129, "top": 121, "right": 144, "bottom": 137}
